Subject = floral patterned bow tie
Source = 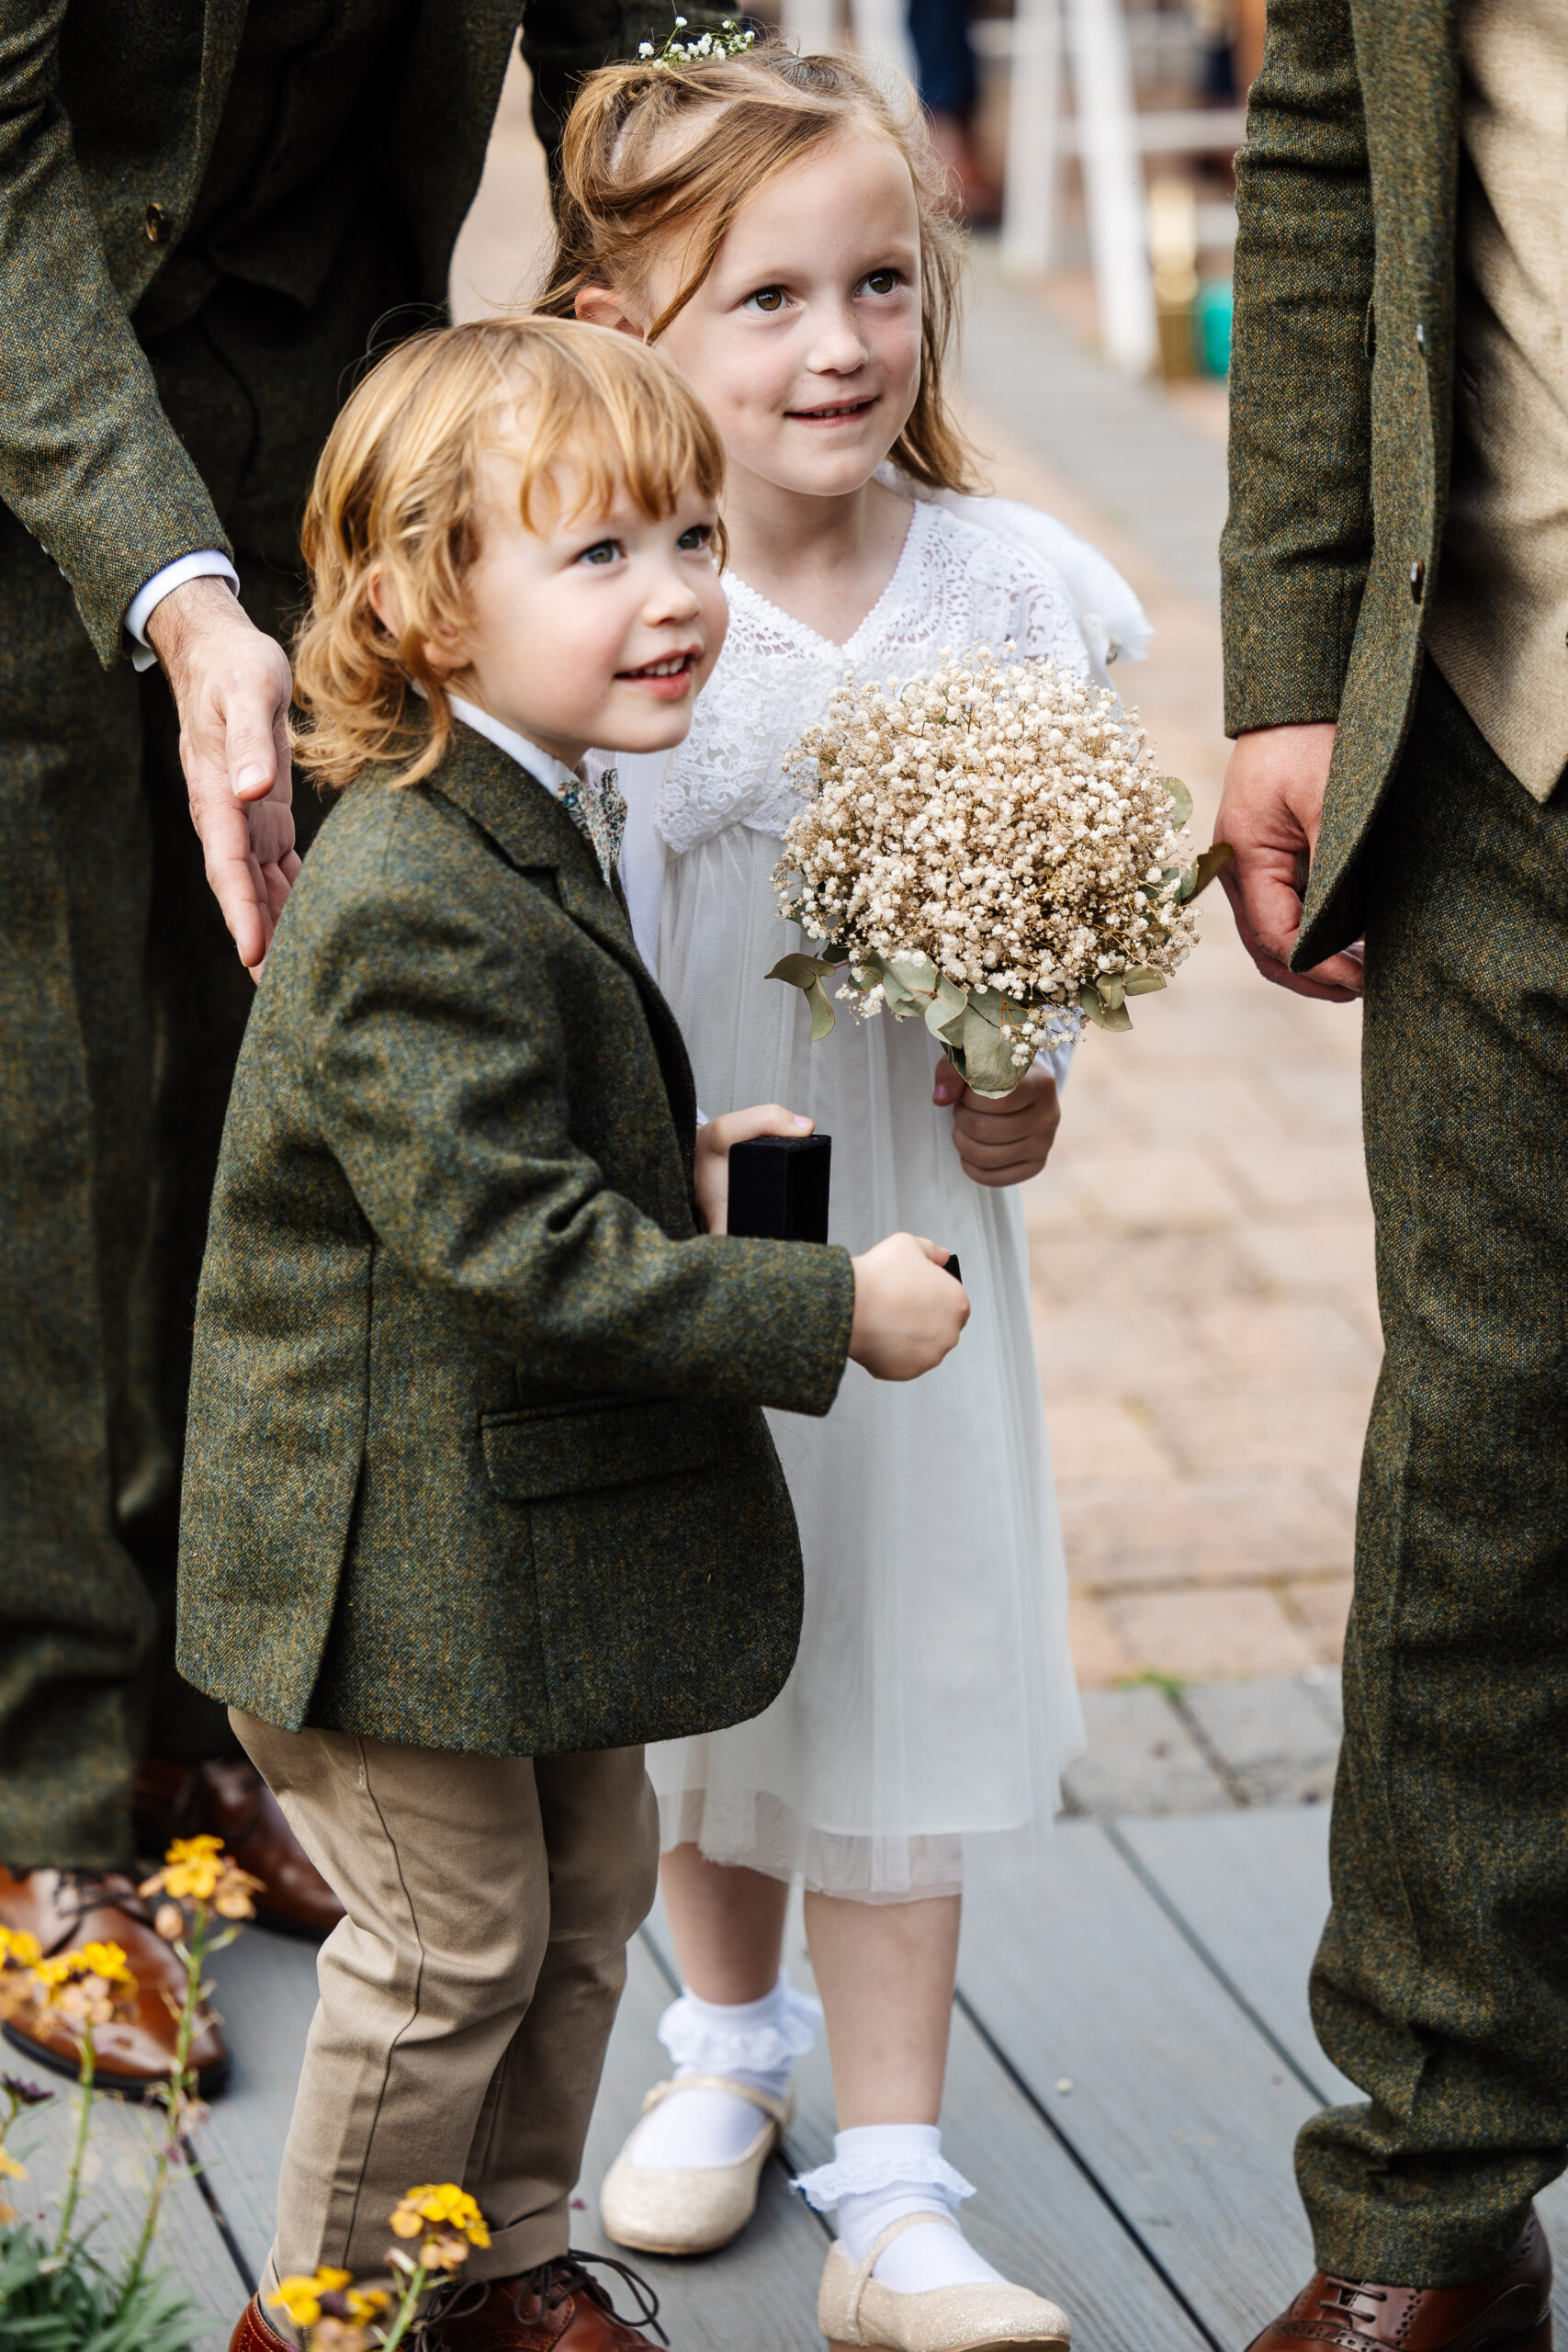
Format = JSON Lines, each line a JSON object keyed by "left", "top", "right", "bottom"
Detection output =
{"left": 558, "top": 765, "right": 626, "bottom": 889}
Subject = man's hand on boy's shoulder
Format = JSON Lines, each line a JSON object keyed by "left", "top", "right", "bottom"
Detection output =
{"left": 147, "top": 577, "right": 299, "bottom": 976}
{"left": 694, "top": 1103, "right": 817, "bottom": 1234}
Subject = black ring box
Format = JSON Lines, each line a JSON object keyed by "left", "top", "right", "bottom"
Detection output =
{"left": 727, "top": 1134, "right": 832, "bottom": 1243}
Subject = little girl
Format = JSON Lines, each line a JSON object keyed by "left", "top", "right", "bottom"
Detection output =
{"left": 544, "top": 43, "right": 1148, "bottom": 2352}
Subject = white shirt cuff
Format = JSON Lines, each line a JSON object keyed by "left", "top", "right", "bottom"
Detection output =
{"left": 126, "top": 551, "right": 240, "bottom": 672}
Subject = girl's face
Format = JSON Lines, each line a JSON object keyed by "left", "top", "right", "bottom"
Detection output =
{"left": 649, "top": 131, "right": 924, "bottom": 504}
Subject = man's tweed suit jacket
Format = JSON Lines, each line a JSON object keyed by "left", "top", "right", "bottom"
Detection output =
{"left": 0, "top": 0, "right": 518, "bottom": 665}
{"left": 177, "top": 726, "right": 856, "bottom": 1758}
{"left": 1221, "top": 0, "right": 1468, "bottom": 964}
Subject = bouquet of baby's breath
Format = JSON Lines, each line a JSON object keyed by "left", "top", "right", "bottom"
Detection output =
{"left": 768, "top": 647, "right": 1232, "bottom": 1095}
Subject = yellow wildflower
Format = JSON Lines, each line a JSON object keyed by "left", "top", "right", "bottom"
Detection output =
{"left": 389, "top": 2183, "right": 490, "bottom": 2250}
{"left": 0, "top": 2148, "right": 27, "bottom": 2181}
{"left": 30, "top": 1943, "right": 138, "bottom": 2029}
{"left": 269, "top": 2268, "right": 354, "bottom": 2329}
{"left": 141, "top": 1834, "right": 265, "bottom": 1920}
{"left": 0, "top": 1930, "right": 40, "bottom": 1970}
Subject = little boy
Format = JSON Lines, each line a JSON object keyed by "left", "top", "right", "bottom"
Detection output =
{"left": 175, "top": 318, "right": 965, "bottom": 2352}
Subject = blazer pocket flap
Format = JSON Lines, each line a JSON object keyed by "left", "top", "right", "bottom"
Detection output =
{"left": 481, "top": 1397, "right": 720, "bottom": 1501}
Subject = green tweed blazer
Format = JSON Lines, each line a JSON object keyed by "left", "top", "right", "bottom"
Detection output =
{"left": 1221, "top": 0, "right": 1463, "bottom": 964}
{"left": 177, "top": 727, "right": 857, "bottom": 1757}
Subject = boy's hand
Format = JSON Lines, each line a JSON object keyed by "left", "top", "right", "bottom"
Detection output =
{"left": 694, "top": 1103, "right": 814, "bottom": 1234}
{"left": 933, "top": 1057, "right": 1061, "bottom": 1187}
{"left": 848, "top": 1235, "right": 968, "bottom": 1380}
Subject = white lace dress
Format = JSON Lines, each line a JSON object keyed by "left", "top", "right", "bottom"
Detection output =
{"left": 625, "top": 490, "right": 1148, "bottom": 1902}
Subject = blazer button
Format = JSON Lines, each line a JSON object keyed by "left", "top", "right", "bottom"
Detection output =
{"left": 1410, "top": 559, "right": 1426, "bottom": 603}
{"left": 145, "top": 201, "right": 172, "bottom": 243}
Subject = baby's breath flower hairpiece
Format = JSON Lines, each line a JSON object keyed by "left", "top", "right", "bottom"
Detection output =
{"left": 769, "top": 646, "right": 1233, "bottom": 1094}
{"left": 637, "top": 14, "right": 756, "bottom": 64}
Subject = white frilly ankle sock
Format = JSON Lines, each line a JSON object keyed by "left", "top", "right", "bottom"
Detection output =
{"left": 795, "top": 2124, "right": 1007, "bottom": 2293}
{"left": 627, "top": 1972, "right": 819, "bottom": 2171}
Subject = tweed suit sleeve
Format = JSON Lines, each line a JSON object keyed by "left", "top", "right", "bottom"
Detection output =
{"left": 1221, "top": 0, "right": 1376, "bottom": 738}
{"left": 0, "top": 2, "right": 229, "bottom": 666}
{"left": 303, "top": 865, "right": 855, "bottom": 1419}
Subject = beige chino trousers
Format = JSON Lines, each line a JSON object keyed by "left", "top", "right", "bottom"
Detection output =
{"left": 231, "top": 1713, "right": 658, "bottom": 2313}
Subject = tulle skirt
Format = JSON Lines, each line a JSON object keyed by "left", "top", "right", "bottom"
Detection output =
{"left": 648, "top": 822, "right": 1084, "bottom": 1902}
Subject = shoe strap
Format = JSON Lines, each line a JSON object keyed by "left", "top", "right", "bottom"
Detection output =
{"left": 639, "top": 2073, "right": 791, "bottom": 2128}
{"left": 844, "top": 2212, "right": 961, "bottom": 2336}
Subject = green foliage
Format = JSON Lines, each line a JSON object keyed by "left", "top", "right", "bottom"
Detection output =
{"left": 0, "top": 2219, "right": 198, "bottom": 2352}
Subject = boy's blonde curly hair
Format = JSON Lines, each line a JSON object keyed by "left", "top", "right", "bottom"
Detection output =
{"left": 292, "top": 315, "right": 727, "bottom": 792}
{"left": 537, "top": 37, "right": 979, "bottom": 496}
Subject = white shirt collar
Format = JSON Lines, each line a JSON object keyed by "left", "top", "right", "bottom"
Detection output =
{"left": 447, "top": 693, "right": 583, "bottom": 800}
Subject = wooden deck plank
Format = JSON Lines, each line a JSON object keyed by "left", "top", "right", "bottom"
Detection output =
{"left": 1118, "top": 1808, "right": 1568, "bottom": 2330}
{"left": 639, "top": 1891, "right": 1215, "bottom": 2352}
{"left": 1112, "top": 1808, "right": 1356, "bottom": 2106}
{"left": 957, "top": 1817, "right": 1321, "bottom": 2346}
{"left": 201, "top": 1922, "right": 322, "bottom": 2291}
{"left": 7, "top": 2066, "right": 241, "bottom": 2349}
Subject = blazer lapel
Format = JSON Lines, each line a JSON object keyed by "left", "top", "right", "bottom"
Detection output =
{"left": 430, "top": 728, "right": 699, "bottom": 1136}
{"left": 191, "top": 0, "right": 250, "bottom": 200}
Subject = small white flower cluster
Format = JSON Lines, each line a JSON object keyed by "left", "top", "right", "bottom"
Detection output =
{"left": 637, "top": 16, "right": 756, "bottom": 63}
{"left": 774, "top": 647, "right": 1201, "bottom": 1068}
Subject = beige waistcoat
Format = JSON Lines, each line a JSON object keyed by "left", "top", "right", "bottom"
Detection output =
{"left": 1427, "top": 0, "right": 1568, "bottom": 799}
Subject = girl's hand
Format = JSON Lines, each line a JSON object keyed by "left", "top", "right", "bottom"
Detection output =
{"left": 933, "top": 1057, "right": 1061, "bottom": 1187}
{"left": 694, "top": 1104, "right": 814, "bottom": 1233}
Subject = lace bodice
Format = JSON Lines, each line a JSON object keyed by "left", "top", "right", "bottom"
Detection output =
{"left": 655, "top": 497, "right": 1119, "bottom": 857}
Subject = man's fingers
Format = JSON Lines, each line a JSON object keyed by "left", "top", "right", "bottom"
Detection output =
{"left": 219, "top": 657, "right": 293, "bottom": 801}
{"left": 1222, "top": 862, "right": 1362, "bottom": 1001}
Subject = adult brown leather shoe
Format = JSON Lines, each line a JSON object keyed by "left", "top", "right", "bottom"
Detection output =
{"left": 135, "top": 1756, "right": 344, "bottom": 1940}
{"left": 0, "top": 1866, "right": 230, "bottom": 2099}
{"left": 230, "top": 2297, "right": 293, "bottom": 2352}
{"left": 425, "top": 2254, "right": 670, "bottom": 2349}
{"left": 1246, "top": 2212, "right": 1551, "bottom": 2352}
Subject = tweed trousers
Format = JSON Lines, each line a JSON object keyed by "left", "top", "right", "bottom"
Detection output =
{"left": 0, "top": 506, "right": 316, "bottom": 1870}
{"left": 1299, "top": 662, "right": 1568, "bottom": 2284}
{"left": 231, "top": 1714, "right": 658, "bottom": 2324}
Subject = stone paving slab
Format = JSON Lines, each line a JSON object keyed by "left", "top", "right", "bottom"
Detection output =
{"left": 1066, "top": 1675, "right": 1343, "bottom": 1816}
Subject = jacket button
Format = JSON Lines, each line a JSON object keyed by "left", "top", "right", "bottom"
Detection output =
{"left": 145, "top": 201, "right": 172, "bottom": 243}
{"left": 1410, "top": 559, "right": 1426, "bottom": 602}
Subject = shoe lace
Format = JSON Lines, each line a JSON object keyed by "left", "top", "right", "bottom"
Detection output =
{"left": 1316, "top": 2277, "right": 1390, "bottom": 2336}
{"left": 46, "top": 1871, "right": 157, "bottom": 1957}
{"left": 522, "top": 2252, "right": 669, "bottom": 2346}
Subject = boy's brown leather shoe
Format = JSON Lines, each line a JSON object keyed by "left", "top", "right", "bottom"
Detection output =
{"left": 135, "top": 1756, "right": 344, "bottom": 1940}
{"left": 1246, "top": 2212, "right": 1551, "bottom": 2352}
{"left": 0, "top": 1866, "right": 230, "bottom": 2098}
{"left": 230, "top": 2299, "right": 293, "bottom": 2352}
{"left": 424, "top": 2255, "right": 670, "bottom": 2350}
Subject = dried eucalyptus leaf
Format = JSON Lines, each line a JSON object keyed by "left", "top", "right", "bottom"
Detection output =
{"left": 1097, "top": 973, "right": 1126, "bottom": 1012}
{"left": 805, "top": 977, "right": 837, "bottom": 1043}
{"left": 1190, "top": 841, "right": 1236, "bottom": 897}
{"left": 961, "top": 1005, "right": 1023, "bottom": 1093}
{"left": 1122, "top": 967, "right": 1168, "bottom": 996}
{"left": 767, "top": 951, "right": 838, "bottom": 987}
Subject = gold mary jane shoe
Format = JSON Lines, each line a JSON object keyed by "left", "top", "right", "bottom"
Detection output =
{"left": 819, "top": 2215, "right": 1072, "bottom": 2352}
{"left": 599, "top": 2074, "right": 793, "bottom": 2256}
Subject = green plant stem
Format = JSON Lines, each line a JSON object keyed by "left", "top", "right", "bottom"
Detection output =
{"left": 53, "top": 2025, "right": 96, "bottom": 2255}
{"left": 378, "top": 2260, "right": 431, "bottom": 2352}
{"left": 117, "top": 1904, "right": 209, "bottom": 2302}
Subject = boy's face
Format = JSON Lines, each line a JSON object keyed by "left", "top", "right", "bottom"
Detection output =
{"left": 441, "top": 460, "right": 728, "bottom": 768}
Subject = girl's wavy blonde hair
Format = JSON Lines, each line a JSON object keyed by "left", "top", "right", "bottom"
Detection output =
{"left": 538, "top": 39, "right": 979, "bottom": 496}
{"left": 293, "top": 315, "right": 727, "bottom": 792}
